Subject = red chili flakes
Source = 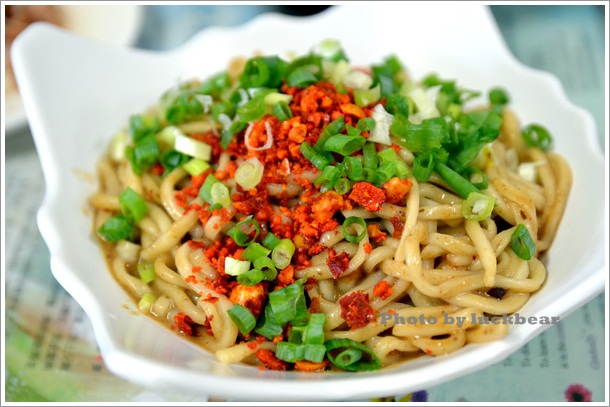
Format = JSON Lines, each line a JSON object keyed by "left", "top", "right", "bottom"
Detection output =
{"left": 326, "top": 249, "right": 350, "bottom": 279}
{"left": 391, "top": 215, "right": 405, "bottom": 239}
{"left": 382, "top": 177, "right": 412, "bottom": 205}
{"left": 308, "top": 296, "right": 321, "bottom": 314}
{"left": 151, "top": 162, "right": 165, "bottom": 176}
{"left": 247, "top": 341, "right": 258, "bottom": 350}
{"left": 173, "top": 312, "right": 197, "bottom": 337}
{"left": 363, "top": 242, "right": 373, "bottom": 254}
{"left": 338, "top": 290, "right": 376, "bottom": 330}
{"left": 349, "top": 182, "right": 386, "bottom": 212}
{"left": 276, "top": 265, "right": 294, "bottom": 289}
{"left": 373, "top": 280, "right": 393, "bottom": 300}
{"left": 366, "top": 224, "right": 387, "bottom": 243}
{"left": 188, "top": 240, "right": 207, "bottom": 251}
{"left": 256, "top": 349, "right": 289, "bottom": 371}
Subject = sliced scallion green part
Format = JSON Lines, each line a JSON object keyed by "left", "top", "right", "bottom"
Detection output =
{"left": 227, "top": 218, "right": 260, "bottom": 247}
{"left": 300, "top": 141, "right": 333, "bottom": 170}
{"left": 137, "top": 292, "right": 157, "bottom": 312}
{"left": 362, "top": 142, "right": 378, "bottom": 169}
{"left": 510, "top": 224, "right": 536, "bottom": 260}
{"left": 98, "top": 215, "right": 134, "bottom": 242}
{"left": 412, "top": 151, "right": 435, "bottom": 182}
{"left": 334, "top": 177, "right": 352, "bottom": 194}
{"left": 119, "top": 187, "right": 148, "bottom": 223}
{"left": 183, "top": 158, "right": 210, "bottom": 176}
{"left": 463, "top": 167, "right": 489, "bottom": 190}
{"left": 522, "top": 124, "right": 552, "bottom": 152}
{"left": 262, "top": 232, "right": 281, "bottom": 250}
{"left": 342, "top": 216, "right": 367, "bottom": 243}
{"left": 461, "top": 192, "right": 495, "bottom": 221}
{"left": 303, "top": 313, "right": 326, "bottom": 345}
{"left": 227, "top": 304, "right": 257, "bottom": 335}
{"left": 323, "top": 135, "right": 366, "bottom": 156}
{"left": 137, "top": 263, "right": 156, "bottom": 284}
{"left": 237, "top": 268, "right": 265, "bottom": 286}
{"left": 272, "top": 100, "right": 293, "bottom": 122}
{"left": 242, "top": 243, "right": 271, "bottom": 262}
{"left": 434, "top": 162, "right": 480, "bottom": 199}
{"left": 325, "top": 338, "right": 381, "bottom": 371}
{"left": 272, "top": 239, "right": 296, "bottom": 270}
{"left": 253, "top": 257, "right": 277, "bottom": 281}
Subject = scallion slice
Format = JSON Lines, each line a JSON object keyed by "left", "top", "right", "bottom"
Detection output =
{"left": 210, "top": 182, "right": 231, "bottom": 208}
{"left": 510, "top": 224, "right": 536, "bottom": 260}
{"left": 183, "top": 158, "right": 210, "bottom": 176}
{"left": 325, "top": 338, "right": 380, "bottom": 371}
{"left": 254, "top": 304, "right": 283, "bottom": 339}
{"left": 227, "top": 304, "right": 257, "bottom": 335}
{"left": 237, "top": 94, "right": 266, "bottom": 123}
{"left": 253, "top": 257, "right": 277, "bottom": 281}
{"left": 137, "top": 263, "right": 156, "bottom": 284}
{"left": 235, "top": 156, "right": 264, "bottom": 190}
{"left": 303, "top": 313, "right": 326, "bottom": 345}
{"left": 237, "top": 268, "right": 265, "bottom": 286}
{"left": 342, "top": 156, "right": 364, "bottom": 182}
{"left": 522, "top": 124, "right": 552, "bottom": 151}
{"left": 334, "top": 177, "right": 352, "bottom": 194}
{"left": 300, "top": 141, "right": 333, "bottom": 170}
{"left": 242, "top": 243, "right": 271, "bottom": 262}
{"left": 174, "top": 133, "right": 212, "bottom": 161}
{"left": 287, "top": 67, "right": 319, "bottom": 88}
{"left": 323, "top": 135, "right": 366, "bottom": 156}
{"left": 412, "top": 151, "right": 435, "bottom": 182}
{"left": 362, "top": 142, "right": 378, "bottom": 169}
{"left": 272, "top": 239, "right": 296, "bottom": 270}
{"left": 262, "top": 232, "right": 281, "bottom": 250}
{"left": 137, "top": 292, "right": 157, "bottom": 312}
{"left": 224, "top": 257, "right": 251, "bottom": 276}
{"left": 119, "top": 187, "right": 148, "bottom": 223}
{"left": 342, "top": 216, "right": 367, "bottom": 243}
{"left": 434, "top": 162, "right": 480, "bottom": 199}
{"left": 461, "top": 192, "right": 495, "bottom": 221}
{"left": 227, "top": 217, "right": 260, "bottom": 247}
{"left": 268, "top": 280, "right": 308, "bottom": 325}
{"left": 98, "top": 215, "right": 134, "bottom": 242}
{"left": 464, "top": 167, "right": 489, "bottom": 190}
{"left": 272, "top": 100, "right": 293, "bottom": 122}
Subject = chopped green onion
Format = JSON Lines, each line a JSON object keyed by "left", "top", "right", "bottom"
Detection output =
{"left": 393, "top": 117, "right": 448, "bottom": 153}
{"left": 343, "top": 156, "right": 364, "bottom": 182}
{"left": 510, "top": 224, "right": 536, "bottom": 260}
{"left": 362, "top": 142, "right": 379, "bottom": 169}
{"left": 240, "top": 56, "right": 289, "bottom": 89}
{"left": 313, "top": 116, "right": 346, "bottom": 151}
{"left": 353, "top": 84, "right": 381, "bottom": 107}
{"left": 300, "top": 141, "right": 333, "bottom": 170}
{"left": 489, "top": 87, "right": 510, "bottom": 106}
{"left": 342, "top": 216, "right": 367, "bottom": 243}
{"left": 253, "top": 257, "right": 277, "bottom": 281}
{"left": 227, "top": 218, "right": 260, "bottom": 247}
{"left": 109, "top": 131, "right": 130, "bottom": 161}
{"left": 357, "top": 117, "right": 376, "bottom": 132}
{"left": 262, "top": 232, "right": 281, "bottom": 250}
{"left": 314, "top": 165, "right": 344, "bottom": 190}
{"left": 272, "top": 100, "right": 293, "bottom": 122}
{"left": 227, "top": 304, "right": 257, "bottom": 335}
{"left": 325, "top": 338, "right": 381, "bottom": 371}
{"left": 254, "top": 304, "right": 283, "bottom": 339}
{"left": 183, "top": 158, "right": 210, "bottom": 176}
{"left": 235, "top": 156, "right": 264, "bottom": 190}
{"left": 160, "top": 150, "right": 189, "bottom": 177}
{"left": 377, "top": 147, "right": 397, "bottom": 164}
{"left": 412, "top": 151, "right": 435, "bottom": 182}
{"left": 287, "top": 66, "right": 319, "bottom": 88}
{"left": 237, "top": 268, "right": 265, "bottom": 286}
{"left": 368, "top": 104, "right": 394, "bottom": 146}
{"left": 376, "top": 161, "right": 398, "bottom": 185}
{"left": 461, "top": 192, "right": 495, "bottom": 221}
{"left": 323, "top": 135, "right": 366, "bottom": 156}
{"left": 272, "top": 239, "right": 296, "bottom": 270}
{"left": 224, "top": 257, "right": 251, "bottom": 276}
{"left": 165, "top": 92, "right": 205, "bottom": 125}
{"left": 98, "top": 215, "right": 134, "bottom": 242}
{"left": 303, "top": 313, "right": 326, "bottom": 345}
{"left": 275, "top": 342, "right": 327, "bottom": 363}
{"left": 395, "top": 160, "right": 410, "bottom": 180}
{"left": 434, "top": 162, "right": 480, "bottom": 199}
{"left": 137, "top": 263, "right": 156, "bottom": 284}
{"left": 268, "top": 280, "right": 308, "bottom": 325}
{"left": 385, "top": 93, "right": 410, "bottom": 117}
{"left": 522, "top": 124, "right": 552, "bottom": 151}
{"left": 119, "top": 187, "right": 148, "bottom": 222}
{"left": 220, "top": 120, "right": 247, "bottom": 149}
{"left": 237, "top": 94, "right": 266, "bottom": 122}
{"left": 335, "top": 348, "right": 363, "bottom": 367}
{"left": 174, "top": 133, "right": 212, "bottom": 160}
{"left": 138, "top": 292, "right": 157, "bottom": 312}
{"left": 463, "top": 167, "right": 489, "bottom": 190}
{"left": 334, "top": 177, "right": 352, "bottom": 194}
{"left": 129, "top": 114, "right": 160, "bottom": 142}
{"left": 242, "top": 243, "right": 271, "bottom": 262}
{"left": 210, "top": 182, "right": 231, "bottom": 208}
{"left": 127, "top": 134, "right": 160, "bottom": 175}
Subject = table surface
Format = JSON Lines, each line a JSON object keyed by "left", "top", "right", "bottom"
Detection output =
{"left": 3, "top": 4, "right": 606, "bottom": 403}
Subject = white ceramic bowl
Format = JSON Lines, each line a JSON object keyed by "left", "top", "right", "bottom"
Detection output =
{"left": 5, "top": 4, "right": 144, "bottom": 135}
{"left": 12, "top": 4, "right": 605, "bottom": 401}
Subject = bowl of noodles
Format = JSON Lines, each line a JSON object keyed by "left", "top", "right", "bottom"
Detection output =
{"left": 12, "top": 4, "right": 605, "bottom": 401}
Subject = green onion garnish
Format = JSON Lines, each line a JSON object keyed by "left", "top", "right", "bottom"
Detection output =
{"left": 137, "top": 292, "right": 157, "bottom": 312}
{"left": 510, "top": 224, "right": 536, "bottom": 260}
{"left": 237, "top": 268, "right": 265, "bottom": 286}
{"left": 461, "top": 192, "right": 495, "bottom": 221}
{"left": 262, "top": 232, "right": 281, "bottom": 250}
{"left": 342, "top": 216, "right": 367, "bottom": 243}
{"left": 434, "top": 162, "right": 480, "bottom": 199}
{"left": 254, "top": 304, "right": 283, "bottom": 339}
{"left": 300, "top": 141, "right": 333, "bottom": 170}
{"left": 237, "top": 94, "right": 266, "bottom": 123}
{"left": 268, "top": 280, "right": 308, "bottom": 325}
{"left": 271, "top": 238, "right": 296, "bottom": 270}
{"left": 272, "top": 100, "right": 293, "bottom": 122}
{"left": 303, "top": 313, "right": 326, "bottom": 345}
{"left": 227, "top": 218, "right": 260, "bottom": 247}
{"left": 235, "top": 156, "right": 264, "bottom": 190}
{"left": 412, "top": 151, "right": 435, "bottom": 182}
{"left": 323, "top": 135, "right": 366, "bottom": 156}
{"left": 353, "top": 84, "right": 381, "bottom": 107}
{"left": 313, "top": 116, "right": 346, "bottom": 151}
{"left": 98, "top": 215, "right": 134, "bottom": 242}
{"left": 119, "top": 187, "right": 148, "bottom": 223}
{"left": 275, "top": 342, "right": 327, "bottom": 363}
{"left": 137, "top": 263, "right": 156, "bottom": 284}
{"left": 253, "top": 257, "right": 277, "bottom": 281}
{"left": 227, "top": 304, "right": 257, "bottom": 335}
{"left": 463, "top": 167, "right": 489, "bottom": 190}
{"left": 488, "top": 87, "right": 510, "bottom": 106}
{"left": 287, "top": 66, "right": 319, "bottom": 88}
{"left": 522, "top": 124, "right": 552, "bottom": 152}
{"left": 224, "top": 257, "right": 251, "bottom": 276}
{"left": 334, "top": 177, "right": 352, "bottom": 194}
{"left": 342, "top": 156, "right": 364, "bottom": 182}
{"left": 377, "top": 147, "right": 397, "bottom": 164}
{"left": 242, "top": 243, "right": 271, "bottom": 262}
{"left": 324, "top": 338, "right": 381, "bottom": 371}
{"left": 183, "top": 158, "right": 210, "bottom": 176}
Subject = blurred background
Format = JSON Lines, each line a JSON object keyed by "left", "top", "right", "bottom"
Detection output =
{"left": 3, "top": 4, "right": 606, "bottom": 403}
